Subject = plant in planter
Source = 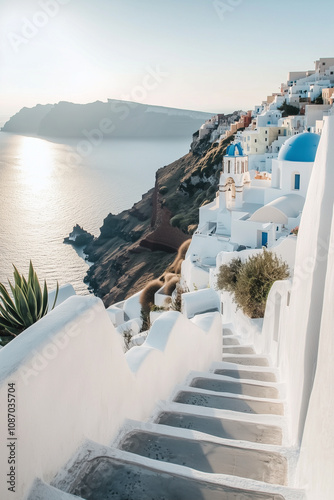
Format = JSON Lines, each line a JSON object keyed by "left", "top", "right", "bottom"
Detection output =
{"left": 216, "top": 250, "right": 289, "bottom": 319}
{"left": 170, "top": 283, "right": 189, "bottom": 312}
{"left": 0, "top": 261, "right": 59, "bottom": 344}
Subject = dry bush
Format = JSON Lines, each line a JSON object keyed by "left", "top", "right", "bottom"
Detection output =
{"left": 163, "top": 276, "right": 180, "bottom": 296}
{"left": 163, "top": 272, "right": 176, "bottom": 283}
{"left": 139, "top": 278, "right": 164, "bottom": 313}
{"left": 173, "top": 257, "right": 182, "bottom": 274}
{"left": 168, "top": 239, "right": 191, "bottom": 274}
{"left": 177, "top": 239, "right": 191, "bottom": 260}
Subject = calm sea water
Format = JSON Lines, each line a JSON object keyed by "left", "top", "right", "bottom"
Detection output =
{"left": 0, "top": 132, "right": 190, "bottom": 295}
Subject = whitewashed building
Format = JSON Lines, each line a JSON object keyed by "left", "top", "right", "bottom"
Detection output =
{"left": 183, "top": 132, "right": 320, "bottom": 290}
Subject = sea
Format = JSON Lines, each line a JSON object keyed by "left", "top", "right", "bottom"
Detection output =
{"left": 0, "top": 132, "right": 190, "bottom": 296}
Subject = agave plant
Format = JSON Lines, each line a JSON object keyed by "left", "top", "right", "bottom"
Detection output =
{"left": 0, "top": 261, "right": 59, "bottom": 337}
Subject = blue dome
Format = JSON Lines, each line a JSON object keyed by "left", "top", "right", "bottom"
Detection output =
{"left": 226, "top": 142, "right": 244, "bottom": 157}
{"left": 278, "top": 133, "right": 320, "bottom": 163}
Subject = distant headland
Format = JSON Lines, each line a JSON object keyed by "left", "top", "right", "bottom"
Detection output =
{"left": 1, "top": 100, "right": 214, "bottom": 139}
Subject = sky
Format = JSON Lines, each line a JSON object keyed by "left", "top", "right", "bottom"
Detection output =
{"left": 1, "top": 0, "right": 334, "bottom": 122}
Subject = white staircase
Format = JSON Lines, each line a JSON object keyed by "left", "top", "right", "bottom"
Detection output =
{"left": 28, "top": 329, "right": 305, "bottom": 500}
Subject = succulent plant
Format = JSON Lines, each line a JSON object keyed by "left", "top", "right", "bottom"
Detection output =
{"left": 0, "top": 261, "right": 59, "bottom": 337}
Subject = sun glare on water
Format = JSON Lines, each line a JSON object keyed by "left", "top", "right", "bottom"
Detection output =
{"left": 17, "top": 136, "right": 55, "bottom": 194}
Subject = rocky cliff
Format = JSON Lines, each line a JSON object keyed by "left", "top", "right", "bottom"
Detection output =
{"left": 83, "top": 133, "right": 234, "bottom": 307}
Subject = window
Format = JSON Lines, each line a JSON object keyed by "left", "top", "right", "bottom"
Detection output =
{"left": 265, "top": 130, "right": 268, "bottom": 134}
{"left": 294, "top": 173, "right": 301, "bottom": 190}
{"left": 255, "top": 139, "right": 257, "bottom": 143}
{"left": 265, "top": 138, "right": 268, "bottom": 141}
{"left": 278, "top": 130, "right": 281, "bottom": 134}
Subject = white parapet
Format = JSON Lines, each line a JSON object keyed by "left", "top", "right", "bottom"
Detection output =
{"left": 182, "top": 288, "right": 221, "bottom": 319}
{"left": 106, "top": 305, "right": 125, "bottom": 326}
{"left": 48, "top": 284, "right": 76, "bottom": 308}
{"left": 0, "top": 295, "right": 222, "bottom": 499}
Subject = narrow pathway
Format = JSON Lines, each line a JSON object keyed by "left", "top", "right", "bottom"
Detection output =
{"left": 33, "top": 329, "right": 305, "bottom": 500}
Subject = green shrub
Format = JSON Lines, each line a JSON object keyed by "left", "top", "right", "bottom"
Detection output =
{"left": 0, "top": 261, "right": 59, "bottom": 337}
{"left": 170, "top": 213, "right": 184, "bottom": 228}
{"left": 150, "top": 305, "right": 166, "bottom": 312}
{"left": 278, "top": 100, "right": 300, "bottom": 117}
{"left": 170, "top": 284, "right": 189, "bottom": 312}
{"left": 140, "top": 309, "right": 151, "bottom": 332}
{"left": 216, "top": 258, "right": 243, "bottom": 294}
{"left": 234, "top": 250, "right": 289, "bottom": 318}
{"left": 314, "top": 93, "right": 323, "bottom": 105}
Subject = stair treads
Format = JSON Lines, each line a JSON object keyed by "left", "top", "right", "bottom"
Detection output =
{"left": 119, "top": 431, "right": 287, "bottom": 486}
{"left": 156, "top": 411, "right": 282, "bottom": 445}
{"left": 190, "top": 378, "right": 279, "bottom": 399}
{"left": 223, "top": 346, "right": 255, "bottom": 354}
{"left": 214, "top": 369, "right": 277, "bottom": 383}
{"left": 222, "top": 356, "right": 269, "bottom": 366}
{"left": 223, "top": 338, "right": 240, "bottom": 346}
{"left": 68, "top": 457, "right": 286, "bottom": 500}
{"left": 174, "top": 391, "right": 284, "bottom": 415}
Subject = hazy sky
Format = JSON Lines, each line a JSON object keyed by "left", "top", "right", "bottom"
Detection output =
{"left": 1, "top": 0, "right": 334, "bottom": 121}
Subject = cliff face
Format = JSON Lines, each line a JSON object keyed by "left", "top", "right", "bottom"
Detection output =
{"left": 84, "top": 134, "right": 234, "bottom": 307}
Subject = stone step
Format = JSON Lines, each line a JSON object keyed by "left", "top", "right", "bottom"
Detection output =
{"left": 222, "top": 327, "right": 235, "bottom": 337}
{"left": 189, "top": 377, "right": 279, "bottom": 399}
{"left": 155, "top": 409, "right": 283, "bottom": 445}
{"left": 174, "top": 389, "right": 284, "bottom": 415}
{"left": 56, "top": 444, "right": 303, "bottom": 500}
{"left": 222, "top": 354, "right": 270, "bottom": 367}
{"left": 26, "top": 478, "right": 84, "bottom": 499}
{"left": 222, "top": 337, "right": 241, "bottom": 346}
{"left": 67, "top": 457, "right": 287, "bottom": 500}
{"left": 214, "top": 368, "right": 277, "bottom": 383}
{"left": 223, "top": 345, "right": 256, "bottom": 355}
{"left": 118, "top": 430, "right": 287, "bottom": 486}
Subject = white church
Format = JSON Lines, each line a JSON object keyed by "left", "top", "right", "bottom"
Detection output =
{"left": 189, "top": 131, "right": 320, "bottom": 258}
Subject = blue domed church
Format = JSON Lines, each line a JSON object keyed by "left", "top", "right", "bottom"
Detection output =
{"left": 192, "top": 132, "right": 321, "bottom": 255}
{"left": 270, "top": 132, "right": 320, "bottom": 199}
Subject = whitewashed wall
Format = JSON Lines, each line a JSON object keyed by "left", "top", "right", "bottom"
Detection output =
{"left": 230, "top": 114, "right": 334, "bottom": 498}
{"left": 0, "top": 296, "right": 221, "bottom": 499}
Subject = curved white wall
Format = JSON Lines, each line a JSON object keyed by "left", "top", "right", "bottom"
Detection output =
{"left": 233, "top": 114, "right": 334, "bottom": 498}
{"left": 0, "top": 296, "right": 221, "bottom": 499}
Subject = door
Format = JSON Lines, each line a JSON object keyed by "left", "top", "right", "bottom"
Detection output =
{"left": 262, "top": 232, "right": 268, "bottom": 247}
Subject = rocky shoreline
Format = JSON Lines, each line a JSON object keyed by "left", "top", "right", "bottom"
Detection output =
{"left": 66, "top": 133, "right": 233, "bottom": 307}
